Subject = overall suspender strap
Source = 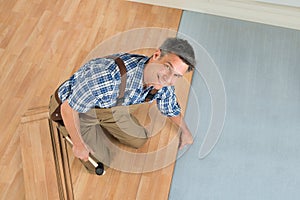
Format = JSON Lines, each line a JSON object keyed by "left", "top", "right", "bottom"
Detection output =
{"left": 110, "top": 56, "right": 158, "bottom": 104}
{"left": 145, "top": 88, "right": 158, "bottom": 102}
{"left": 106, "top": 56, "right": 127, "bottom": 106}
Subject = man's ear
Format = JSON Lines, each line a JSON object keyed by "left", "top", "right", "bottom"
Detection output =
{"left": 152, "top": 49, "right": 161, "bottom": 60}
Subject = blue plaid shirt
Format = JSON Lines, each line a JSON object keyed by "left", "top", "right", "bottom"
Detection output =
{"left": 58, "top": 53, "right": 181, "bottom": 117}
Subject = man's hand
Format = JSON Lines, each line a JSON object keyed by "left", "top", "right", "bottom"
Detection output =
{"left": 169, "top": 114, "right": 194, "bottom": 150}
{"left": 179, "top": 129, "right": 194, "bottom": 150}
{"left": 72, "top": 142, "right": 91, "bottom": 161}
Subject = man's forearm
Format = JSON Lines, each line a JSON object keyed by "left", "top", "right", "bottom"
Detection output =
{"left": 60, "top": 100, "right": 85, "bottom": 146}
{"left": 169, "top": 114, "right": 188, "bottom": 131}
{"left": 60, "top": 100, "right": 90, "bottom": 161}
{"left": 169, "top": 114, "right": 194, "bottom": 149}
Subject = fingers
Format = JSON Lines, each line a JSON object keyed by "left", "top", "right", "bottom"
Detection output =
{"left": 179, "top": 143, "right": 184, "bottom": 150}
{"left": 178, "top": 141, "right": 191, "bottom": 150}
{"left": 86, "top": 145, "right": 95, "bottom": 154}
{"left": 72, "top": 145, "right": 90, "bottom": 161}
{"left": 81, "top": 156, "right": 89, "bottom": 162}
{"left": 178, "top": 134, "right": 194, "bottom": 150}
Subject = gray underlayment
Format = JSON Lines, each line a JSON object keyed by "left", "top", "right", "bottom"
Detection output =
{"left": 170, "top": 11, "right": 300, "bottom": 200}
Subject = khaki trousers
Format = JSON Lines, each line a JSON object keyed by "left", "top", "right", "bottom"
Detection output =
{"left": 49, "top": 94, "right": 148, "bottom": 169}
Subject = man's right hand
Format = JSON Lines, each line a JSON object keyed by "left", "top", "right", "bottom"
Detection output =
{"left": 72, "top": 142, "right": 91, "bottom": 161}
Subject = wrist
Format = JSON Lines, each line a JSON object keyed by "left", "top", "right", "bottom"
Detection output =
{"left": 180, "top": 126, "right": 189, "bottom": 134}
{"left": 73, "top": 141, "right": 86, "bottom": 148}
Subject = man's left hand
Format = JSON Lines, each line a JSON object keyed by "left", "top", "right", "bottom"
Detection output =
{"left": 179, "top": 129, "right": 193, "bottom": 150}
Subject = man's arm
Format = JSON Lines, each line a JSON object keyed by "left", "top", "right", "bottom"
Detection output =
{"left": 169, "top": 114, "right": 193, "bottom": 150}
{"left": 60, "top": 100, "right": 90, "bottom": 161}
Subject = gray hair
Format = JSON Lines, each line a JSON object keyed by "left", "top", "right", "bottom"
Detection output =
{"left": 160, "top": 37, "right": 196, "bottom": 72}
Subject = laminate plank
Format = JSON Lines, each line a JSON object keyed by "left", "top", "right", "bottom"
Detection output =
{"left": 20, "top": 118, "right": 60, "bottom": 200}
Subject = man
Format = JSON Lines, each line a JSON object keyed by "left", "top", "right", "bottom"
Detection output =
{"left": 50, "top": 37, "right": 195, "bottom": 169}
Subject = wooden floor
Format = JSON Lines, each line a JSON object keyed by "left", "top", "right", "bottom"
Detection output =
{"left": 0, "top": 0, "right": 188, "bottom": 199}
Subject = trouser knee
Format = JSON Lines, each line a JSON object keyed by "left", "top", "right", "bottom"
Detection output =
{"left": 129, "top": 137, "right": 148, "bottom": 149}
{"left": 119, "top": 128, "right": 148, "bottom": 149}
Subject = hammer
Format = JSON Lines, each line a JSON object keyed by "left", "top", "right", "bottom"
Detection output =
{"left": 64, "top": 136, "right": 105, "bottom": 175}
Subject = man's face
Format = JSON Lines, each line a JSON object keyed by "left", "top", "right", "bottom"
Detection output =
{"left": 144, "top": 50, "right": 189, "bottom": 89}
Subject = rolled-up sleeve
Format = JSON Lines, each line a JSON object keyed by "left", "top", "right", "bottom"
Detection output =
{"left": 156, "top": 86, "right": 181, "bottom": 117}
